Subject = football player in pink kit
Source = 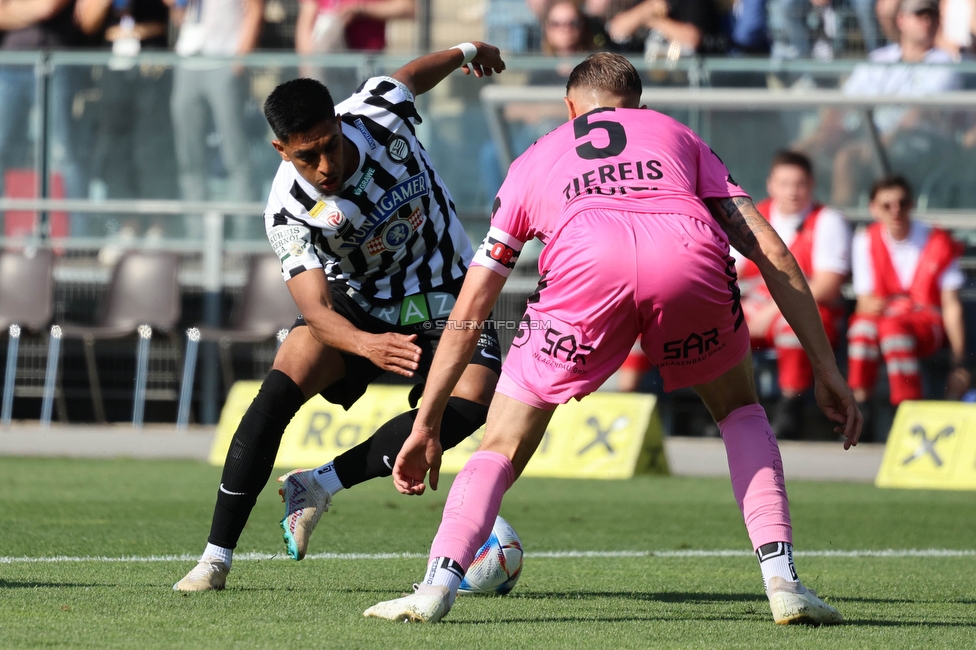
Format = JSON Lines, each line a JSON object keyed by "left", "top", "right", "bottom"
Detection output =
{"left": 364, "top": 53, "right": 862, "bottom": 626}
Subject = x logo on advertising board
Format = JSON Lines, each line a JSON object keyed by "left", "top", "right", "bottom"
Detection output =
{"left": 876, "top": 402, "right": 976, "bottom": 490}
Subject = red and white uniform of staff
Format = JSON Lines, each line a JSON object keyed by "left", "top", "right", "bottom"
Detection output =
{"left": 847, "top": 220, "right": 964, "bottom": 404}
{"left": 736, "top": 197, "right": 850, "bottom": 394}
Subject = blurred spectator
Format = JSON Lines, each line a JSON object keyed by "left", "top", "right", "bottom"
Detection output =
{"left": 936, "top": 0, "right": 976, "bottom": 57}
{"left": 295, "top": 0, "right": 414, "bottom": 54}
{"left": 729, "top": 0, "right": 772, "bottom": 53}
{"left": 76, "top": 0, "right": 179, "bottom": 238}
{"left": 486, "top": 0, "right": 544, "bottom": 53}
{"left": 847, "top": 175, "right": 969, "bottom": 426}
{"left": 769, "top": 0, "right": 882, "bottom": 59}
{"left": 734, "top": 151, "right": 851, "bottom": 438}
{"left": 607, "top": 0, "right": 730, "bottom": 56}
{"left": 259, "top": 0, "right": 301, "bottom": 49}
{"left": 540, "top": 0, "right": 600, "bottom": 57}
{"left": 479, "top": 0, "right": 600, "bottom": 203}
{"left": 793, "top": 0, "right": 960, "bottom": 206}
{"left": 295, "top": 0, "right": 414, "bottom": 97}
{"left": 170, "top": 0, "right": 263, "bottom": 237}
{"left": 0, "top": 0, "right": 90, "bottom": 236}
{"left": 584, "top": 0, "right": 641, "bottom": 24}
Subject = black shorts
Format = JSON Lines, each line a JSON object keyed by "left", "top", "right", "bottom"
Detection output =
{"left": 291, "top": 275, "right": 502, "bottom": 410}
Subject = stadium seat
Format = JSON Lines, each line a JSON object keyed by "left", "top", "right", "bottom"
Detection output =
{"left": 176, "top": 254, "right": 296, "bottom": 428}
{"left": 58, "top": 250, "right": 181, "bottom": 425}
{"left": 0, "top": 248, "right": 56, "bottom": 426}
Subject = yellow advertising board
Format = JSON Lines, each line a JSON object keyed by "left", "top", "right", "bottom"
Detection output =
{"left": 875, "top": 401, "right": 976, "bottom": 490}
{"left": 210, "top": 382, "right": 668, "bottom": 479}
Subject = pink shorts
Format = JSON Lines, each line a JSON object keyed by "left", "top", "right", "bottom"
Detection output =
{"left": 497, "top": 209, "right": 751, "bottom": 408}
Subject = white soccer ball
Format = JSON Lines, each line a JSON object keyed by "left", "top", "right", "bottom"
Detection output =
{"left": 458, "top": 515, "right": 523, "bottom": 595}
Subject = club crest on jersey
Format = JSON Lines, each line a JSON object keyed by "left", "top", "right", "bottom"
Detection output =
{"left": 341, "top": 171, "right": 428, "bottom": 250}
{"left": 387, "top": 135, "right": 410, "bottom": 163}
{"left": 366, "top": 207, "right": 425, "bottom": 255}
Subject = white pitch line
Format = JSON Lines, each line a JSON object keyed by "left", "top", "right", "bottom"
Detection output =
{"left": 1, "top": 548, "right": 974, "bottom": 564}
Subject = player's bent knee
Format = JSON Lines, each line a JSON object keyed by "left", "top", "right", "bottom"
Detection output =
{"left": 451, "top": 364, "right": 499, "bottom": 406}
{"left": 271, "top": 327, "right": 346, "bottom": 397}
{"left": 693, "top": 354, "right": 761, "bottom": 422}
{"left": 480, "top": 394, "right": 555, "bottom": 478}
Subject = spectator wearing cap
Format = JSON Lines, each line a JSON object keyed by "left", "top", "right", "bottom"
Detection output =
{"left": 793, "top": 0, "right": 962, "bottom": 206}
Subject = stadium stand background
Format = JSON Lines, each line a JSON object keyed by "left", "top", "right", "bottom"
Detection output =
{"left": 1, "top": 0, "right": 975, "bottom": 439}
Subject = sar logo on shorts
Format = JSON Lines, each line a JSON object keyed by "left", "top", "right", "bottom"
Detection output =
{"left": 387, "top": 135, "right": 410, "bottom": 164}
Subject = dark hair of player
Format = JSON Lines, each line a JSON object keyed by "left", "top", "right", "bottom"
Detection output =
{"left": 870, "top": 174, "right": 914, "bottom": 202}
{"left": 264, "top": 78, "right": 337, "bottom": 143}
{"left": 770, "top": 150, "right": 814, "bottom": 177}
{"left": 566, "top": 52, "right": 643, "bottom": 102}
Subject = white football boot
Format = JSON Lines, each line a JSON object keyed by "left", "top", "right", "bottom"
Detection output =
{"left": 278, "top": 469, "right": 331, "bottom": 560}
{"left": 173, "top": 558, "right": 229, "bottom": 592}
{"left": 766, "top": 577, "right": 844, "bottom": 625}
{"left": 363, "top": 585, "right": 452, "bottom": 623}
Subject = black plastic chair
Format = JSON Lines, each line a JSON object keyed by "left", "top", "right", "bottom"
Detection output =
{"left": 0, "top": 249, "right": 56, "bottom": 426}
{"left": 176, "top": 254, "right": 297, "bottom": 428}
{"left": 59, "top": 250, "right": 181, "bottom": 425}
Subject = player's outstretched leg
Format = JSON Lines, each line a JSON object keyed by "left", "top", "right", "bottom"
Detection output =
{"left": 365, "top": 451, "right": 513, "bottom": 622}
{"left": 175, "top": 369, "right": 307, "bottom": 591}
{"left": 695, "top": 354, "right": 844, "bottom": 625}
{"left": 367, "top": 394, "right": 550, "bottom": 622}
{"left": 278, "top": 396, "right": 488, "bottom": 560}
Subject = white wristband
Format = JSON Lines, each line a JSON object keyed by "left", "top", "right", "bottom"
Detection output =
{"left": 453, "top": 42, "right": 477, "bottom": 66}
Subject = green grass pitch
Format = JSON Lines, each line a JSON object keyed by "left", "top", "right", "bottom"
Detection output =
{"left": 1, "top": 456, "right": 974, "bottom": 649}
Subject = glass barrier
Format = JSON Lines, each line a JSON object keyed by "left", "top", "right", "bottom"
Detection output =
{"left": 2, "top": 51, "right": 976, "bottom": 426}
{"left": 2, "top": 52, "right": 975, "bottom": 251}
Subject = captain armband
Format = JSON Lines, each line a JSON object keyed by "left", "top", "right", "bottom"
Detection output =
{"left": 472, "top": 226, "right": 523, "bottom": 278}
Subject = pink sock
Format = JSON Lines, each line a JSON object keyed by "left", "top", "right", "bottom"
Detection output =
{"left": 429, "top": 450, "right": 515, "bottom": 569}
{"left": 718, "top": 403, "right": 792, "bottom": 550}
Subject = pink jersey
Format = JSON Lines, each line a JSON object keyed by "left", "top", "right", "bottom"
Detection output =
{"left": 472, "top": 107, "right": 749, "bottom": 276}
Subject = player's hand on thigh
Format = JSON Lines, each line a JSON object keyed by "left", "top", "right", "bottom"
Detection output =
{"left": 393, "top": 427, "right": 443, "bottom": 495}
{"left": 358, "top": 332, "right": 422, "bottom": 377}
{"left": 813, "top": 367, "right": 863, "bottom": 449}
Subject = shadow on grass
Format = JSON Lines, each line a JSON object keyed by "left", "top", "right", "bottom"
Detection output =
{"left": 839, "top": 595, "right": 976, "bottom": 606}
{"left": 0, "top": 580, "right": 106, "bottom": 589}
{"left": 510, "top": 590, "right": 765, "bottom": 604}
{"left": 844, "top": 619, "right": 976, "bottom": 628}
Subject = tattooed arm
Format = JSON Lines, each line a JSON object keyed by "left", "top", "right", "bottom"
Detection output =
{"left": 706, "top": 196, "right": 862, "bottom": 447}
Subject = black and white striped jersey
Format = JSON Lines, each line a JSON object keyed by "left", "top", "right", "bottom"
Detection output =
{"left": 264, "top": 76, "right": 472, "bottom": 301}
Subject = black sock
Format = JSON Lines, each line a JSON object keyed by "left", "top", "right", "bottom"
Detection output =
{"left": 331, "top": 397, "right": 488, "bottom": 489}
{"left": 207, "top": 369, "right": 306, "bottom": 549}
